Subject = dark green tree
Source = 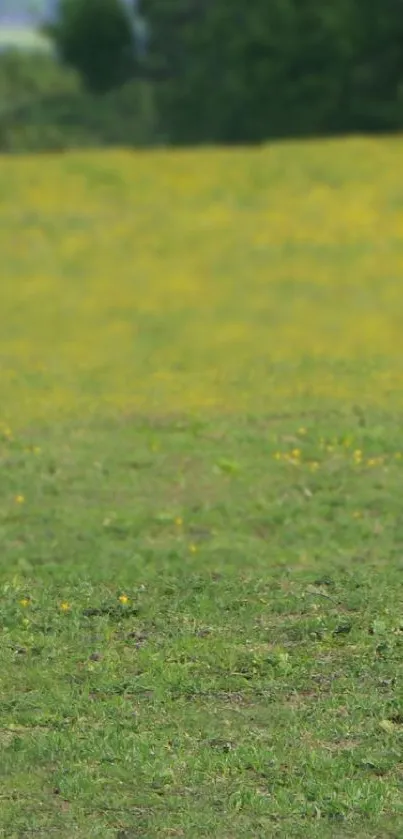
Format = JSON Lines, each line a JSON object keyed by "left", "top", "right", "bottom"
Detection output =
{"left": 347, "top": 0, "right": 403, "bottom": 130}
{"left": 139, "top": 0, "right": 356, "bottom": 143}
{"left": 45, "top": 0, "right": 138, "bottom": 94}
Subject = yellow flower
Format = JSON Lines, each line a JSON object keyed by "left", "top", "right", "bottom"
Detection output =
{"left": 273, "top": 452, "right": 282, "bottom": 460}
{"left": 14, "top": 494, "right": 25, "bottom": 504}
{"left": 60, "top": 602, "right": 70, "bottom": 612}
{"left": 174, "top": 517, "right": 183, "bottom": 527}
{"left": 119, "top": 594, "right": 129, "bottom": 604}
{"left": 353, "top": 450, "right": 362, "bottom": 463}
{"left": 298, "top": 427, "right": 307, "bottom": 435}
{"left": 19, "top": 597, "right": 30, "bottom": 607}
{"left": 189, "top": 544, "right": 198, "bottom": 553}
{"left": 291, "top": 448, "right": 301, "bottom": 459}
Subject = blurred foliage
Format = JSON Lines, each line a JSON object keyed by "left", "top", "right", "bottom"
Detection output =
{"left": 0, "top": 51, "right": 157, "bottom": 152}
{"left": 44, "top": 0, "right": 138, "bottom": 94}
{"left": 1, "top": 0, "right": 403, "bottom": 150}
{"left": 140, "top": 0, "right": 403, "bottom": 143}
{"left": 0, "top": 50, "right": 80, "bottom": 107}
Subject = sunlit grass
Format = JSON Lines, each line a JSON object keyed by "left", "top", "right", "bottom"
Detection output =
{"left": 1, "top": 138, "right": 403, "bottom": 837}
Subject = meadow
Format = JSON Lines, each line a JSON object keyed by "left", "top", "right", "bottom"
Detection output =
{"left": 1, "top": 137, "right": 403, "bottom": 837}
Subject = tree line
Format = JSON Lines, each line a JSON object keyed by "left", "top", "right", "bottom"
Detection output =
{"left": 2, "top": 0, "right": 403, "bottom": 150}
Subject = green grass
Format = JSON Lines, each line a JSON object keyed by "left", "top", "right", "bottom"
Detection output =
{"left": 2, "top": 138, "right": 403, "bottom": 836}
{"left": 1, "top": 409, "right": 402, "bottom": 837}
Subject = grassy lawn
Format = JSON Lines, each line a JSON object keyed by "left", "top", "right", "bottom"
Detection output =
{"left": 1, "top": 138, "right": 403, "bottom": 837}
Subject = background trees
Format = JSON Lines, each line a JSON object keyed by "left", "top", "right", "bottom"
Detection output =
{"left": 1, "top": 0, "right": 403, "bottom": 150}
{"left": 139, "top": 0, "right": 403, "bottom": 143}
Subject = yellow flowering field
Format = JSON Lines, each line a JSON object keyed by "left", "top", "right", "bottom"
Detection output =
{"left": 2, "top": 136, "right": 403, "bottom": 428}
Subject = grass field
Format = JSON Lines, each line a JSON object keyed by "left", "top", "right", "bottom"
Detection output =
{"left": 1, "top": 137, "right": 403, "bottom": 838}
